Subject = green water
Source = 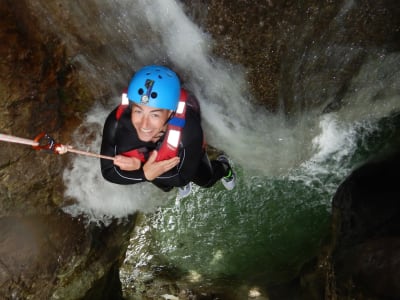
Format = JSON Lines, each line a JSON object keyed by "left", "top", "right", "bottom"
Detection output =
{"left": 121, "top": 112, "right": 400, "bottom": 292}
{"left": 151, "top": 176, "right": 331, "bottom": 285}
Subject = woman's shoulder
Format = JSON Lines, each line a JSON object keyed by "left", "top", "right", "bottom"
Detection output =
{"left": 181, "top": 109, "right": 203, "bottom": 146}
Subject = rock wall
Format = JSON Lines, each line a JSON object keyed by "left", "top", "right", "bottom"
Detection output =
{"left": 330, "top": 151, "right": 400, "bottom": 299}
{"left": 0, "top": 0, "right": 90, "bottom": 215}
{"left": 0, "top": 2, "right": 134, "bottom": 299}
{"left": 184, "top": 0, "right": 400, "bottom": 114}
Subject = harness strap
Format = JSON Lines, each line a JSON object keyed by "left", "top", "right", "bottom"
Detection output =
{"left": 120, "top": 148, "right": 147, "bottom": 163}
{"left": 155, "top": 89, "right": 187, "bottom": 162}
{"left": 116, "top": 88, "right": 129, "bottom": 119}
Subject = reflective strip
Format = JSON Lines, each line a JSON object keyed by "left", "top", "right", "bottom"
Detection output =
{"left": 167, "top": 130, "right": 180, "bottom": 148}
{"left": 121, "top": 93, "right": 129, "bottom": 105}
{"left": 176, "top": 101, "right": 185, "bottom": 114}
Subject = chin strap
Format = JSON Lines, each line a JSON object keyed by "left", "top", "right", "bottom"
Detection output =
{"left": 0, "top": 132, "right": 114, "bottom": 161}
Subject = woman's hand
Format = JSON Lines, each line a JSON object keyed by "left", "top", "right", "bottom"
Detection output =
{"left": 143, "top": 150, "right": 180, "bottom": 181}
{"left": 113, "top": 155, "right": 142, "bottom": 171}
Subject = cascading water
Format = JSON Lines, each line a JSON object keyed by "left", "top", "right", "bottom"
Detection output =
{"left": 44, "top": 0, "right": 400, "bottom": 295}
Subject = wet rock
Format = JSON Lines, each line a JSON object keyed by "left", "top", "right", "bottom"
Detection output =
{"left": 0, "top": 0, "right": 93, "bottom": 216}
{"left": 0, "top": 2, "right": 135, "bottom": 299}
{"left": 331, "top": 152, "right": 400, "bottom": 299}
{"left": 0, "top": 211, "right": 135, "bottom": 299}
{"left": 0, "top": 212, "right": 86, "bottom": 299}
{"left": 183, "top": 0, "right": 400, "bottom": 115}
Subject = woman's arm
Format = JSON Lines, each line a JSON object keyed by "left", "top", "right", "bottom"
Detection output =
{"left": 100, "top": 108, "right": 147, "bottom": 185}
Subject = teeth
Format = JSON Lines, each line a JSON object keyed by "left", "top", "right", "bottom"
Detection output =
{"left": 141, "top": 128, "right": 152, "bottom": 133}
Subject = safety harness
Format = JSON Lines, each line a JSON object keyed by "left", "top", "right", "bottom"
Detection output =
{"left": 117, "top": 88, "right": 188, "bottom": 162}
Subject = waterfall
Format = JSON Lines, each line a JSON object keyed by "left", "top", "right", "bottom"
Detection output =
{"left": 55, "top": 0, "right": 400, "bottom": 220}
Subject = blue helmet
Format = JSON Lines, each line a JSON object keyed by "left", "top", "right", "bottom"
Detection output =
{"left": 127, "top": 65, "right": 181, "bottom": 111}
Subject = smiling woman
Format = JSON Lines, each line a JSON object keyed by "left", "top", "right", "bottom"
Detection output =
{"left": 130, "top": 104, "right": 173, "bottom": 143}
{"left": 99, "top": 65, "right": 235, "bottom": 194}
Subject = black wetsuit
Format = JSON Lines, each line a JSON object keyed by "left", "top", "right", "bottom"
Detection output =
{"left": 100, "top": 93, "right": 228, "bottom": 192}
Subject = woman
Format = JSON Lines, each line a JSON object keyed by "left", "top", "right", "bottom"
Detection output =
{"left": 100, "top": 65, "right": 235, "bottom": 197}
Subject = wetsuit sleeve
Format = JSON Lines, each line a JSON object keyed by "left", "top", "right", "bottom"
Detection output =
{"left": 100, "top": 108, "right": 147, "bottom": 185}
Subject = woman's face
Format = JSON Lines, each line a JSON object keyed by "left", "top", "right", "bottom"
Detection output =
{"left": 131, "top": 103, "right": 172, "bottom": 142}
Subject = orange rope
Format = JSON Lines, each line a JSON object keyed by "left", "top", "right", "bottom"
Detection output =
{"left": 0, "top": 133, "right": 39, "bottom": 147}
{"left": 0, "top": 133, "right": 114, "bottom": 161}
{"left": 61, "top": 147, "right": 115, "bottom": 160}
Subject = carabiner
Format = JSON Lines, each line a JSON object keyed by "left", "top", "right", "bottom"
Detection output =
{"left": 32, "top": 132, "right": 59, "bottom": 153}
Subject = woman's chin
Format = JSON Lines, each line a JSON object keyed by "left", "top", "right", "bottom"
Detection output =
{"left": 138, "top": 133, "right": 154, "bottom": 142}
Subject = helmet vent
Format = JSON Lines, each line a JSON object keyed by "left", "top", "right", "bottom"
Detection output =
{"left": 138, "top": 88, "right": 144, "bottom": 95}
{"left": 151, "top": 92, "right": 158, "bottom": 99}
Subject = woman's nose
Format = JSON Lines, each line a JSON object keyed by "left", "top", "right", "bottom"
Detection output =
{"left": 140, "top": 114, "right": 150, "bottom": 128}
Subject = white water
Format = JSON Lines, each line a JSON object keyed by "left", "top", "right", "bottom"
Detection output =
{"left": 57, "top": 0, "right": 400, "bottom": 221}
